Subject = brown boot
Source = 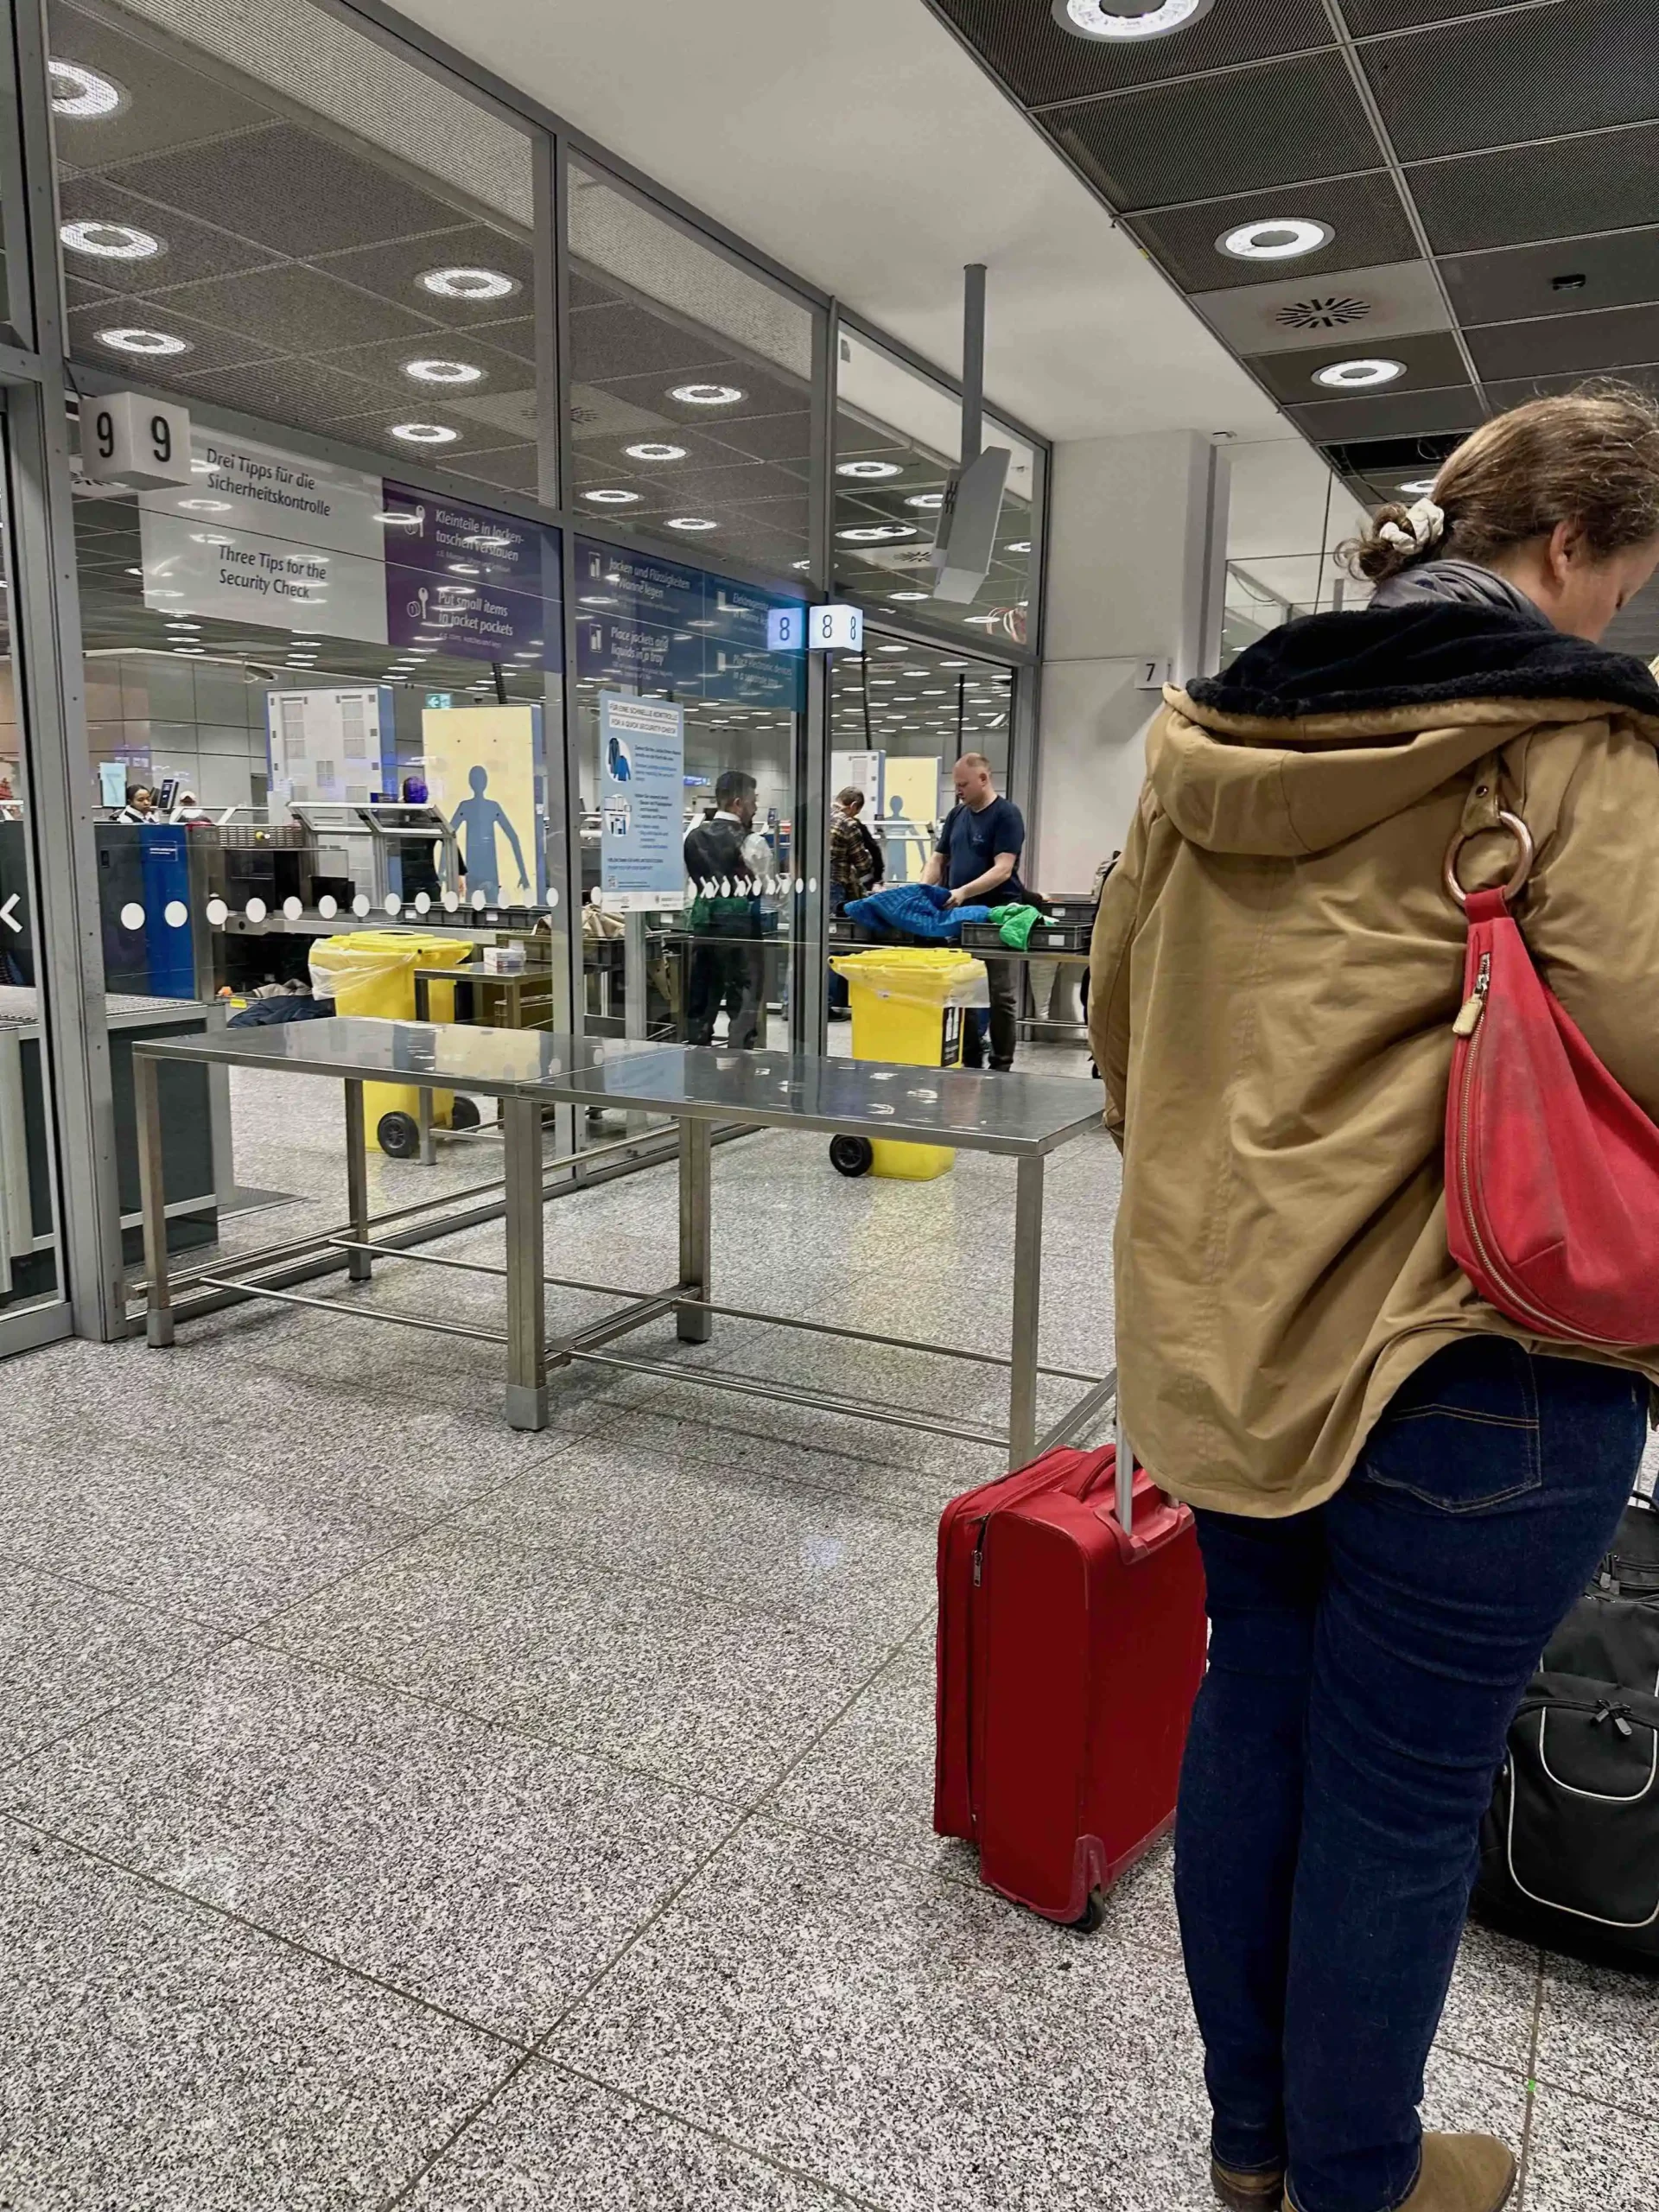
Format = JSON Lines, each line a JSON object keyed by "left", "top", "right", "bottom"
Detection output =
{"left": 1212, "top": 2157, "right": 1286, "bottom": 2210}
{"left": 1282, "top": 2133, "right": 1516, "bottom": 2212}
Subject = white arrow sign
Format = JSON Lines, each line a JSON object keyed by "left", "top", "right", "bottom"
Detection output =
{"left": 0, "top": 894, "right": 19, "bottom": 933}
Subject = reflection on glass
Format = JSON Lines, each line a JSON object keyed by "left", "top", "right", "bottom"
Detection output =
{"left": 573, "top": 535, "right": 805, "bottom": 1058}
{"left": 834, "top": 328, "right": 1036, "bottom": 646}
{"left": 830, "top": 627, "right": 1014, "bottom": 884}
{"left": 568, "top": 165, "right": 816, "bottom": 579}
{"left": 47, "top": 0, "right": 548, "bottom": 499}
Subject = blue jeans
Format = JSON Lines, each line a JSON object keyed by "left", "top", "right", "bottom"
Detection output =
{"left": 1176, "top": 1338, "right": 1645, "bottom": 2212}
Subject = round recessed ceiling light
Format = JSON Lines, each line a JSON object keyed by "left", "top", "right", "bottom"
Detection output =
{"left": 626, "top": 441, "right": 687, "bottom": 461}
{"left": 582, "top": 487, "right": 641, "bottom": 505}
{"left": 419, "top": 265, "right": 517, "bottom": 301}
{"left": 1217, "top": 217, "right": 1334, "bottom": 264}
{"left": 670, "top": 382, "right": 745, "bottom": 406}
{"left": 665, "top": 516, "right": 718, "bottom": 531}
{"left": 60, "top": 218, "right": 161, "bottom": 260}
{"left": 837, "top": 460, "right": 901, "bottom": 480}
{"left": 1313, "top": 357, "right": 1408, "bottom": 391}
{"left": 389, "top": 421, "right": 460, "bottom": 443}
{"left": 889, "top": 590, "right": 931, "bottom": 601}
{"left": 1053, "top": 0, "right": 1215, "bottom": 36}
{"left": 49, "top": 59, "right": 124, "bottom": 117}
{"left": 906, "top": 492, "right": 945, "bottom": 510}
{"left": 403, "top": 358, "right": 483, "bottom": 385}
{"left": 1397, "top": 474, "right": 1439, "bottom": 495}
{"left": 96, "top": 327, "right": 189, "bottom": 357}
{"left": 1007, "top": 539, "right": 1033, "bottom": 553}
{"left": 839, "top": 523, "right": 917, "bottom": 543}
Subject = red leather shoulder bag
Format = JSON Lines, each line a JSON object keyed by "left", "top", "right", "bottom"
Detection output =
{"left": 1445, "top": 809, "right": 1659, "bottom": 1346}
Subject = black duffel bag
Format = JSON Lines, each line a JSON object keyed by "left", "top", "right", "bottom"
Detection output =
{"left": 1474, "top": 1492, "right": 1659, "bottom": 1970}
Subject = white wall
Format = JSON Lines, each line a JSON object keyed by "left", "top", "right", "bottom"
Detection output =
{"left": 1033, "top": 430, "right": 1229, "bottom": 887}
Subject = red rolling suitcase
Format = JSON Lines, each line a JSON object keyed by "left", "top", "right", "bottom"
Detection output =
{"left": 934, "top": 1438, "right": 1208, "bottom": 1926}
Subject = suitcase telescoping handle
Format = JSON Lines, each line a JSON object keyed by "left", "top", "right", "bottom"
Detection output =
{"left": 1115, "top": 1411, "right": 1135, "bottom": 1536}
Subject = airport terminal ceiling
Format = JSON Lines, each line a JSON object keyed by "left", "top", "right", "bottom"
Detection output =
{"left": 927, "top": 0, "right": 1659, "bottom": 660}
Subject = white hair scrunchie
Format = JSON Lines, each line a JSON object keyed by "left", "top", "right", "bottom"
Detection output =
{"left": 1378, "top": 495, "right": 1446, "bottom": 556}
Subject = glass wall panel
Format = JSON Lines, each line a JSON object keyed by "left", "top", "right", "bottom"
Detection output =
{"left": 0, "top": 404, "right": 66, "bottom": 1323}
{"left": 48, "top": 0, "right": 550, "bottom": 499}
{"left": 70, "top": 397, "right": 568, "bottom": 1299}
{"left": 568, "top": 164, "right": 816, "bottom": 580}
{"left": 572, "top": 533, "right": 805, "bottom": 1058}
{"left": 834, "top": 327, "right": 1037, "bottom": 650}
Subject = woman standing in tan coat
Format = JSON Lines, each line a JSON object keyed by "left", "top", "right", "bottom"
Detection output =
{"left": 1090, "top": 390, "right": 1659, "bottom": 2212}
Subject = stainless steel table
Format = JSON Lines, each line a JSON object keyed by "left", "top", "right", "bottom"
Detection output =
{"left": 132, "top": 1019, "right": 661, "bottom": 1431}
{"left": 134, "top": 1023, "right": 1113, "bottom": 1464}
{"left": 526, "top": 1045, "right": 1112, "bottom": 1466}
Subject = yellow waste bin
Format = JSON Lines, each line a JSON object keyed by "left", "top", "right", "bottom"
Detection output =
{"left": 828, "top": 947, "right": 988, "bottom": 1180}
{"left": 310, "top": 932, "right": 468, "bottom": 1157}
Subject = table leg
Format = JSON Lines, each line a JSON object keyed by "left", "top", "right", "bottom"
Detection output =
{"left": 136, "top": 1048, "right": 174, "bottom": 1347}
{"left": 503, "top": 1092, "right": 548, "bottom": 1429}
{"left": 1008, "top": 1152, "right": 1045, "bottom": 1468}
{"left": 344, "top": 1080, "right": 372, "bottom": 1282}
{"left": 417, "top": 1082, "right": 436, "bottom": 1166}
{"left": 677, "top": 1114, "right": 713, "bottom": 1344}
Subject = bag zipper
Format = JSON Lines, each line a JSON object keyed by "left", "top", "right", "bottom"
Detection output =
{"left": 1452, "top": 951, "right": 1491, "bottom": 1038}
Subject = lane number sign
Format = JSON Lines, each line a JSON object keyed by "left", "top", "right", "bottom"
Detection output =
{"left": 79, "top": 391, "right": 193, "bottom": 488}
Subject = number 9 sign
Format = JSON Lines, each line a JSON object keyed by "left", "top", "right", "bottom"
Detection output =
{"left": 79, "top": 391, "right": 193, "bottom": 487}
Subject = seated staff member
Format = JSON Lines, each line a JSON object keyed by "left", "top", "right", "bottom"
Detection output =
{"left": 923, "top": 752, "right": 1030, "bottom": 1071}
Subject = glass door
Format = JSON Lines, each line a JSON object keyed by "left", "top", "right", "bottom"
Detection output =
{"left": 0, "top": 397, "right": 69, "bottom": 1349}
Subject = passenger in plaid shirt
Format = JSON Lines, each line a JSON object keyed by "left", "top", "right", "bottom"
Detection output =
{"left": 829, "top": 786, "right": 884, "bottom": 1016}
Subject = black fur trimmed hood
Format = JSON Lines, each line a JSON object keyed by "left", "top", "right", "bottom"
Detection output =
{"left": 1188, "top": 601, "right": 1659, "bottom": 725}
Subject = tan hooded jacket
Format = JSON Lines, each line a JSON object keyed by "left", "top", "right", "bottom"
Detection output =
{"left": 1089, "top": 599, "right": 1659, "bottom": 1516}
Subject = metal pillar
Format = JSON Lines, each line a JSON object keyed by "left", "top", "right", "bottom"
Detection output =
{"left": 135, "top": 1050, "right": 173, "bottom": 1347}
{"left": 344, "top": 1081, "right": 372, "bottom": 1281}
{"left": 1007, "top": 1150, "right": 1044, "bottom": 1466}
{"left": 502, "top": 1092, "right": 548, "bottom": 1429}
{"left": 677, "top": 1114, "right": 713, "bottom": 1344}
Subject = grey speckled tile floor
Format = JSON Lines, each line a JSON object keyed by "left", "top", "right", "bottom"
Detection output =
{"left": 3, "top": 1101, "right": 1653, "bottom": 2207}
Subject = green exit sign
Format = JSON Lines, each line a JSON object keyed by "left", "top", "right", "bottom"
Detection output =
{"left": 425, "top": 691, "right": 453, "bottom": 710}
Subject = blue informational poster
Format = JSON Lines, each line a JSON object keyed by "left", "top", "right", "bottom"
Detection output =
{"left": 574, "top": 538, "right": 805, "bottom": 712}
{"left": 599, "top": 692, "right": 686, "bottom": 911}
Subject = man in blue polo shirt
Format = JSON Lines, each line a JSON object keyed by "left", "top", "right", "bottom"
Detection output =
{"left": 924, "top": 750, "right": 1029, "bottom": 1071}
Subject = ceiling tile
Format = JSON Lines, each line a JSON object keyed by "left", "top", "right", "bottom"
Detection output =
{"left": 1129, "top": 173, "right": 1415, "bottom": 293}
{"left": 1441, "top": 229, "right": 1659, "bottom": 325}
{"left": 1289, "top": 382, "right": 1484, "bottom": 437}
{"left": 67, "top": 296, "right": 277, "bottom": 377}
{"left": 931, "top": 0, "right": 1333, "bottom": 108}
{"left": 48, "top": 0, "right": 274, "bottom": 168}
{"left": 150, "top": 263, "right": 436, "bottom": 351}
{"left": 1046, "top": 49, "right": 1380, "bottom": 210}
{"left": 1408, "top": 126, "right": 1659, "bottom": 254}
{"left": 1363, "top": 0, "right": 1659, "bottom": 163}
{"left": 1482, "top": 362, "right": 1659, "bottom": 410}
{"left": 104, "top": 122, "right": 470, "bottom": 260}
{"left": 1343, "top": 0, "right": 1521, "bottom": 29}
{"left": 1196, "top": 258, "right": 1449, "bottom": 353}
{"left": 1467, "top": 301, "right": 1659, "bottom": 380}
{"left": 312, "top": 227, "right": 535, "bottom": 327}
{"left": 1249, "top": 327, "right": 1468, "bottom": 402}
{"left": 57, "top": 177, "right": 281, "bottom": 294}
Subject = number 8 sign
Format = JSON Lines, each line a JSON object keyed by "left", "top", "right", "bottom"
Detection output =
{"left": 807, "top": 605, "right": 864, "bottom": 654}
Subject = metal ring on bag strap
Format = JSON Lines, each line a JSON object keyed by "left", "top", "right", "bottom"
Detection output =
{"left": 1444, "top": 810, "right": 1535, "bottom": 911}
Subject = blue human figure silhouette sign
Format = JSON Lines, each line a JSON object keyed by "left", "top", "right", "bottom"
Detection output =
{"left": 450, "top": 765, "right": 530, "bottom": 903}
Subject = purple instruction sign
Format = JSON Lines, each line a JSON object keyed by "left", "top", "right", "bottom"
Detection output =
{"left": 381, "top": 481, "right": 561, "bottom": 669}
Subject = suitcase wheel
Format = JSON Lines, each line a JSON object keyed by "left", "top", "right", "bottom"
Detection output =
{"left": 830, "top": 1135, "right": 874, "bottom": 1178}
{"left": 1071, "top": 1890, "right": 1108, "bottom": 1935}
{"left": 377, "top": 1110, "right": 421, "bottom": 1160}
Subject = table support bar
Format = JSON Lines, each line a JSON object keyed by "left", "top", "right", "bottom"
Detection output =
{"left": 573, "top": 1346, "right": 1010, "bottom": 1449}
{"left": 193, "top": 1274, "right": 508, "bottom": 1344}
